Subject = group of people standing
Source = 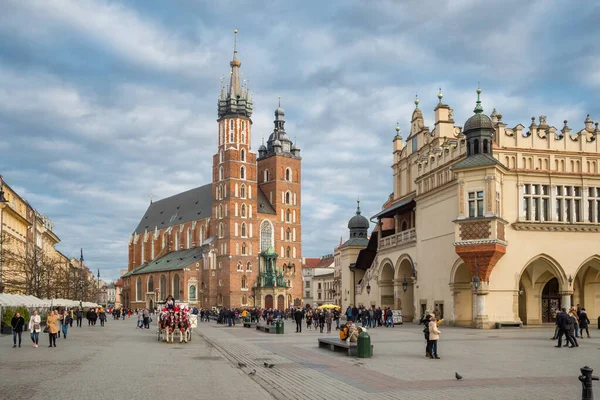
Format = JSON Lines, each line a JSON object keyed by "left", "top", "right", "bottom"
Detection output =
{"left": 420, "top": 311, "right": 443, "bottom": 360}
{"left": 345, "top": 305, "right": 396, "bottom": 328}
{"left": 301, "top": 307, "right": 338, "bottom": 333}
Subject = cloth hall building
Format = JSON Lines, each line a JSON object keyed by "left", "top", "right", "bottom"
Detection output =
{"left": 122, "top": 33, "right": 303, "bottom": 310}
{"left": 336, "top": 89, "right": 600, "bottom": 328}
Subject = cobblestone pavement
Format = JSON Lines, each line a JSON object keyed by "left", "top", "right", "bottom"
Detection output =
{"left": 195, "top": 319, "right": 600, "bottom": 400}
{"left": 0, "top": 317, "right": 272, "bottom": 400}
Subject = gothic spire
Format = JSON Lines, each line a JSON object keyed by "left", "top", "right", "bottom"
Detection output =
{"left": 229, "top": 29, "right": 242, "bottom": 99}
{"left": 217, "top": 29, "right": 253, "bottom": 119}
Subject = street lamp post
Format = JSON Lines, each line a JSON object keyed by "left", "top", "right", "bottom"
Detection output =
{"left": 0, "top": 188, "right": 8, "bottom": 293}
{"left": 97, "top": 269, "right": 100, "bottom": 305}
{"left": 79, "top": 249, "right": 84, "bottom": 307}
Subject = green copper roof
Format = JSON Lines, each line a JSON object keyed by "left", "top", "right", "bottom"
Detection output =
{"left": 122, "top": 245, "right": 208, "bottom": 278}
{"left": 263, "top": 245, "right": 277, "bottom": 256}
{"left": 452, "top": 153, "right": 505, "bottom": 170}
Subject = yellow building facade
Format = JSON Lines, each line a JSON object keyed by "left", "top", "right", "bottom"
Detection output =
{"left": 345, "top": 90, "right": 600, "bottom": 328}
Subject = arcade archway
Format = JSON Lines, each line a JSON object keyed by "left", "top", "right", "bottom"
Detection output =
{"left": 379, "top": 262, "right": 394, "bottom": 308}
{"left": 395, "top": 256, "right": 415, "bottom": 321}
{"left": 451, "top": 262, "right": 473, "bottom": 327}
{"left": 573, "top": 257, "right": 600, "bottom": 320}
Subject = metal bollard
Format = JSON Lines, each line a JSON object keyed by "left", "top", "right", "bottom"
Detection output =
{"left": 579, "top": 366, "right": 599, "bottom": 400}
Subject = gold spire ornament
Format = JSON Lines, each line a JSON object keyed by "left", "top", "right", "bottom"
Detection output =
{"left": 414, "top": 94, "right": 420, "bottom": 108}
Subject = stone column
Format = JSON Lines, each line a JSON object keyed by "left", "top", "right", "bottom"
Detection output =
{"left": 473, "top": 282, "right": 490, "bottom": 329}
{"left": 457, "top": 180, "right": 466, "bottom": 219}
{"left": 582, "top": 186, "right": 590, "bottom": 222}
{"left": 550, "top": 184, "right": 557, "bottom": 221}
{"left": 560, "top": 292, "right": 572, "bottom": 311}
{"left": 517, "top": 183, "right": 525, "bottom": 220}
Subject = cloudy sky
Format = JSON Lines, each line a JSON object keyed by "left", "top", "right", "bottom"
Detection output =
{"left": 1, "top": 0, "right": 598, "bottom": 281}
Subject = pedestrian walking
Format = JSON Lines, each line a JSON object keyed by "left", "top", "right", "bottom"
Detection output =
{"left": 76, "top": 306, "right": 83, "bottom": 327}
{"left": 137, "top": 310, "right": 144, "bottom": 328}
{"left": 306, "top": 309, "right": 313, "bottom": 330}
{"left": 55, "top": 310, "right": 61, "bottom": 338}
{"left": 46, "top": 311, "right": 58, "bottom": 348}
{"left": 69, "top": 308, "right": 74, "bottom": 327}
{"left": 555, "top": 307, "right": 577, "bottom": 348}
{"left": 333, "top": 307, "right": 340, "bottom": 330}
{"left": 579, "top": 308, "right": 591, "bottom": 338}
{"left": 28, "top": 310, "right": 41, "bottom": 348}
{"left": 142, "top": 308, "right": 150, "bottom": 329}
{"left": 422, "top": 313, "right": 432, "bottom": 358}
{"left": 428, "top": 314, "right": 441, "bottom": 359}
{"left": 99, "top": 309, "right": 106, "bottom": 327}
{"left": 318, "top": 310, "right": 325, "bottom": 333}
{"left": 61, "top": 310, "right": 70, "bottom": 339}
{"left": 294, "top": 307, "right": 303, "bottom": 333}
{"left": 11, "top": 312, "right": 25, "bottom": 348}
{"left": 325, "top": 310, "right": 332, "bottom": 333}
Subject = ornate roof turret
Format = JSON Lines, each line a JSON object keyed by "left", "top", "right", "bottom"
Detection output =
{"left": 217, "top": 30, "right": 253, "bottom": 119}
{"left": 260, "top": 99, "right": 301, "bottom": 160}
{"left": 348, "top": 199, "right": 369, "bottom": 239}
{"left": 463, "top": 88, "right": 493, "bottom": 132}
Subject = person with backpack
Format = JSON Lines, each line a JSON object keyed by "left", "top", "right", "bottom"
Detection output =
{"left": 11, "top": 312, "right": 25, "bottom": 348}
{"left": 339, "top": 321, "right": 350, "bottom": 342}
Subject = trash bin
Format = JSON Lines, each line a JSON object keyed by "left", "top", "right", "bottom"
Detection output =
{"left": 245, "top": 315, "right": 251, "bottom": 323}
{"left": 276, "top": 320, "right": 284, "bottom": 334}
{"left": 357, "top": 331, "right": 372, "bottom": 358}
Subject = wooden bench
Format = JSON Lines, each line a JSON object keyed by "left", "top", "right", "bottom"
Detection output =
{"left": 495, "top": 321, "right": 523, "bottom": 329}
{"left": 256, "top": 324, "right": 276, "bottom": 333}
{"left": 318, "top": 337, "right": 373, "bottom": 357}
{"left": 243, "top": 322, "right": 256, "bottom": 328}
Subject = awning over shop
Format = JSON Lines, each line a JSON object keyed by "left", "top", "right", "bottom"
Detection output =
{"left": 0, "top": 293, "right": 50, "bottom": 307}
{"left": 370, "top": 195, "right": 415, "bottom": 220}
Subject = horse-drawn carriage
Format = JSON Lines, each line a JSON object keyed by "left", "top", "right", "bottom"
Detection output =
{"left": 157, "top": 305, "right": 197, "bottom": 344}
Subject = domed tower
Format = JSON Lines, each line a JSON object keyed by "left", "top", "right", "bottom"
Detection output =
{"left": 463, "top": 88, "right": 495, "bottom": 157}
{"left": 348, "top": 200, "right": 369, "bottom": 238}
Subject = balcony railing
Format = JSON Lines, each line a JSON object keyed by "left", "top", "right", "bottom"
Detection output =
{"left": 379, "top": 228, "right": 417, "bottom": 250}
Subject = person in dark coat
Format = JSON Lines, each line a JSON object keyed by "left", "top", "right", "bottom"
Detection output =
{"left": 579, "top": 308, "right": 591, "bottom": 338}
{"left": 555, "top": 308, "right": 577, "bottom": 348}
{"left": 294, "top": 307, "right": 303, "bottom": 333}
{"left": 422, "top": 313, "right": 432, "bottom": 358}
{"left": 11, "top": 312, "right": 25, "bottom": 348}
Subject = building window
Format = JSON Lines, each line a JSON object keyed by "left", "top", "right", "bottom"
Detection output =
{"left": 496, "top": 191, "right": 501, "bottom": 217}
{"left": 468, "top": 191, "right": 484, "bottom": 218}
{"left": 522, "top": 184, "right": 550, "bottom": 221}
{"left": 189, "top": 285, "right": 196, "bottom": 300}
{"left": 556, "top": 185, "right": 582, "bottom": 223}
{"left": 241, "top": 204, "right": 246, "bottom": 218}
{"left": 241, "top": 222, "right": 247, "bottom": 237}
{"left": 219, "top": 149, "right": 223, "bottom": 163}
{"left": 219, "top": 166, "right": 224, "bottom": 181}
{"left": 148, "top": 276, "right": 154, "bottom": 292}
{"left": 285, "top": 191, "right": 291, "bottom": 204}
{"left": 240, "top": 184, "right": 246, "bottom": 199}
{"left": 242, "top": 242, "right": 247, "bottom": 255}
{"left": 285, "top": 168, "right": 291, "bottom": 181}
{"left": 237, "top": 261, "right": 243, "bottom": 271}
{"left": 246, "top": 262, "right": 252, "bottom": 271}
{"left": 412, "top": 136, "right": 418, "bottom": 152}
{"left": 218, "top": 223, "right": 224, "bottom": 238}
{"left": 286, "top": 246, "right": 291, "bottom": 258}
{"left": 260, "top": 220, "right": 273, "bottom": 252}
{"left": 200, "top": 226, "right": 205, "bottom": 245}
{"left": 588, "top": 187, "right": 600, "bottom": 223}
{"left": 305, "top": 291, "right": 310, "bottom": 298}
{"left": 241, "top": 276, "right": 247, "bottom": 289}
{"left": 286, "top": 228, "right": 291, "bottom": 241}
{"left": 240, "top": 166, "right": 245, "bottom": 180}
{"left": 286, "top": 209, "right": 291, "bottom": 222}
{"left": 136, "top": 277, "right": 142, "bottom": 301}
{"left": 173, "top": 275, "right": 180, "bottom": 300}
{"left": 305, "top": 281, "right": 310, "bottom": 288}
{"left": 241, "top": 148, "right": 245, "bottom": 162}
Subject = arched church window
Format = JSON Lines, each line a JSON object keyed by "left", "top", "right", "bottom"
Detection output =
{"left": 285, "top": 191, "right": 291, "bottom": 204}
{"left": 264, "top": 169, "right": 269, "bottom": 182}
{"left": 136, "top": 277, "right": 142, "bottom": 301}
{"left": 241, "top": 276, "right": 247, "bottom": 289}
{"left": 160, "top": 275, "right": 166, "bottom": 300}
{"left": 246, "top": 262, "right": 252, "bottom": 271}
{"left": 286, "top": 209, "right": 291, "bottom": 222}
{"left": 241, "top": 148, "right": 245, "bottom": 162}
{"left": 240, "top": 184, "right": 246, "bottom": 199}
{"left": 286, "top": 246, "right": 291, "bottom": 258}
{"left": 285, "top": 168, "right": 291, "bottom": 181}
{"left": 241, "top": 222, "right": 247, "bottom": 237}
{"left": 260, "top": 220, "right": 273, "bottom": 252}
{"left": 242, "top": 242, "right": 247, "bottom": 255}
{"left": 240, "top": 166, "right": 245, "bottom": 180}
{"left": 219, "top": 223, "right": 224, "bottom": 238}
{"left": 173, "top": 274, "right": 180, "bottom": 299}
{"left": 148, "top": 276, "right": 154, "bottom": 292}
{"left": 241, "top": 204, "right": 246, "bottom": 217}
{"left": 286, "top": 228, "right": 291, "bottom": 241}
{"left": 219, "top": 149, "right": 223, "bottom": 163}
{"left": 219, "top": 166, "right": 224, "bottom": 181}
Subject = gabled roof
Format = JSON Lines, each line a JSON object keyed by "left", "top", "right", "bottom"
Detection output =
{"left": 134, "top": 184, "right": 212, "bottom": 234}
{"left": 257, "top": 186, "right": 276, "bottom": 214}
{"left": 122, "top": 246, "right": 207, "bottom": 278}
{"left": 339, "top": 237, "right": 369, "bottom": 249}
{"left": 452, "top": 153, "right": 505, "bottom": 170}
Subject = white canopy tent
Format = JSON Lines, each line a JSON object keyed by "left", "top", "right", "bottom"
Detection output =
{"left": 0, "top": 293, "right": 50, "bottom": 308}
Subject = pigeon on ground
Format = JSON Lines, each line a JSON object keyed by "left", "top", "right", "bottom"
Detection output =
{"left": 455, "top": 372, "right": 463, "bottom": 380}
{"left": 238, "top": 362, "right": 246, "bottom": 368}
{"left": 248, "top": 369, "right": 256, "bottom": 376}
{"left": 263, "top": 362, "right": 269, "bottom": 367}
{"left": 267, "top": 364, "right": 275, "bottom": 368}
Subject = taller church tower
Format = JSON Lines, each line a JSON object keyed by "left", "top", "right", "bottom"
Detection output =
{"left": 212, "top": 30, "right": 258, "bottom": 308}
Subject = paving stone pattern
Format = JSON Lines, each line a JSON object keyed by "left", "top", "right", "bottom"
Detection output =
{"left": 196, "top": 319, "right": 600, "bottom": 400}
{"left": 0, "top": 317, "right": 271, "bottom": 400}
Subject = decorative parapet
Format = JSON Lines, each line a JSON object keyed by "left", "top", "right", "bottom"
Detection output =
{"left": 454, "top": 217, "right": 508, "bottom": 244}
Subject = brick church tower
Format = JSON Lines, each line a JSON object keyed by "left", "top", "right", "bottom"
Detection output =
{"left": 211, "top": 31, "right": 303, "bottom": 309}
